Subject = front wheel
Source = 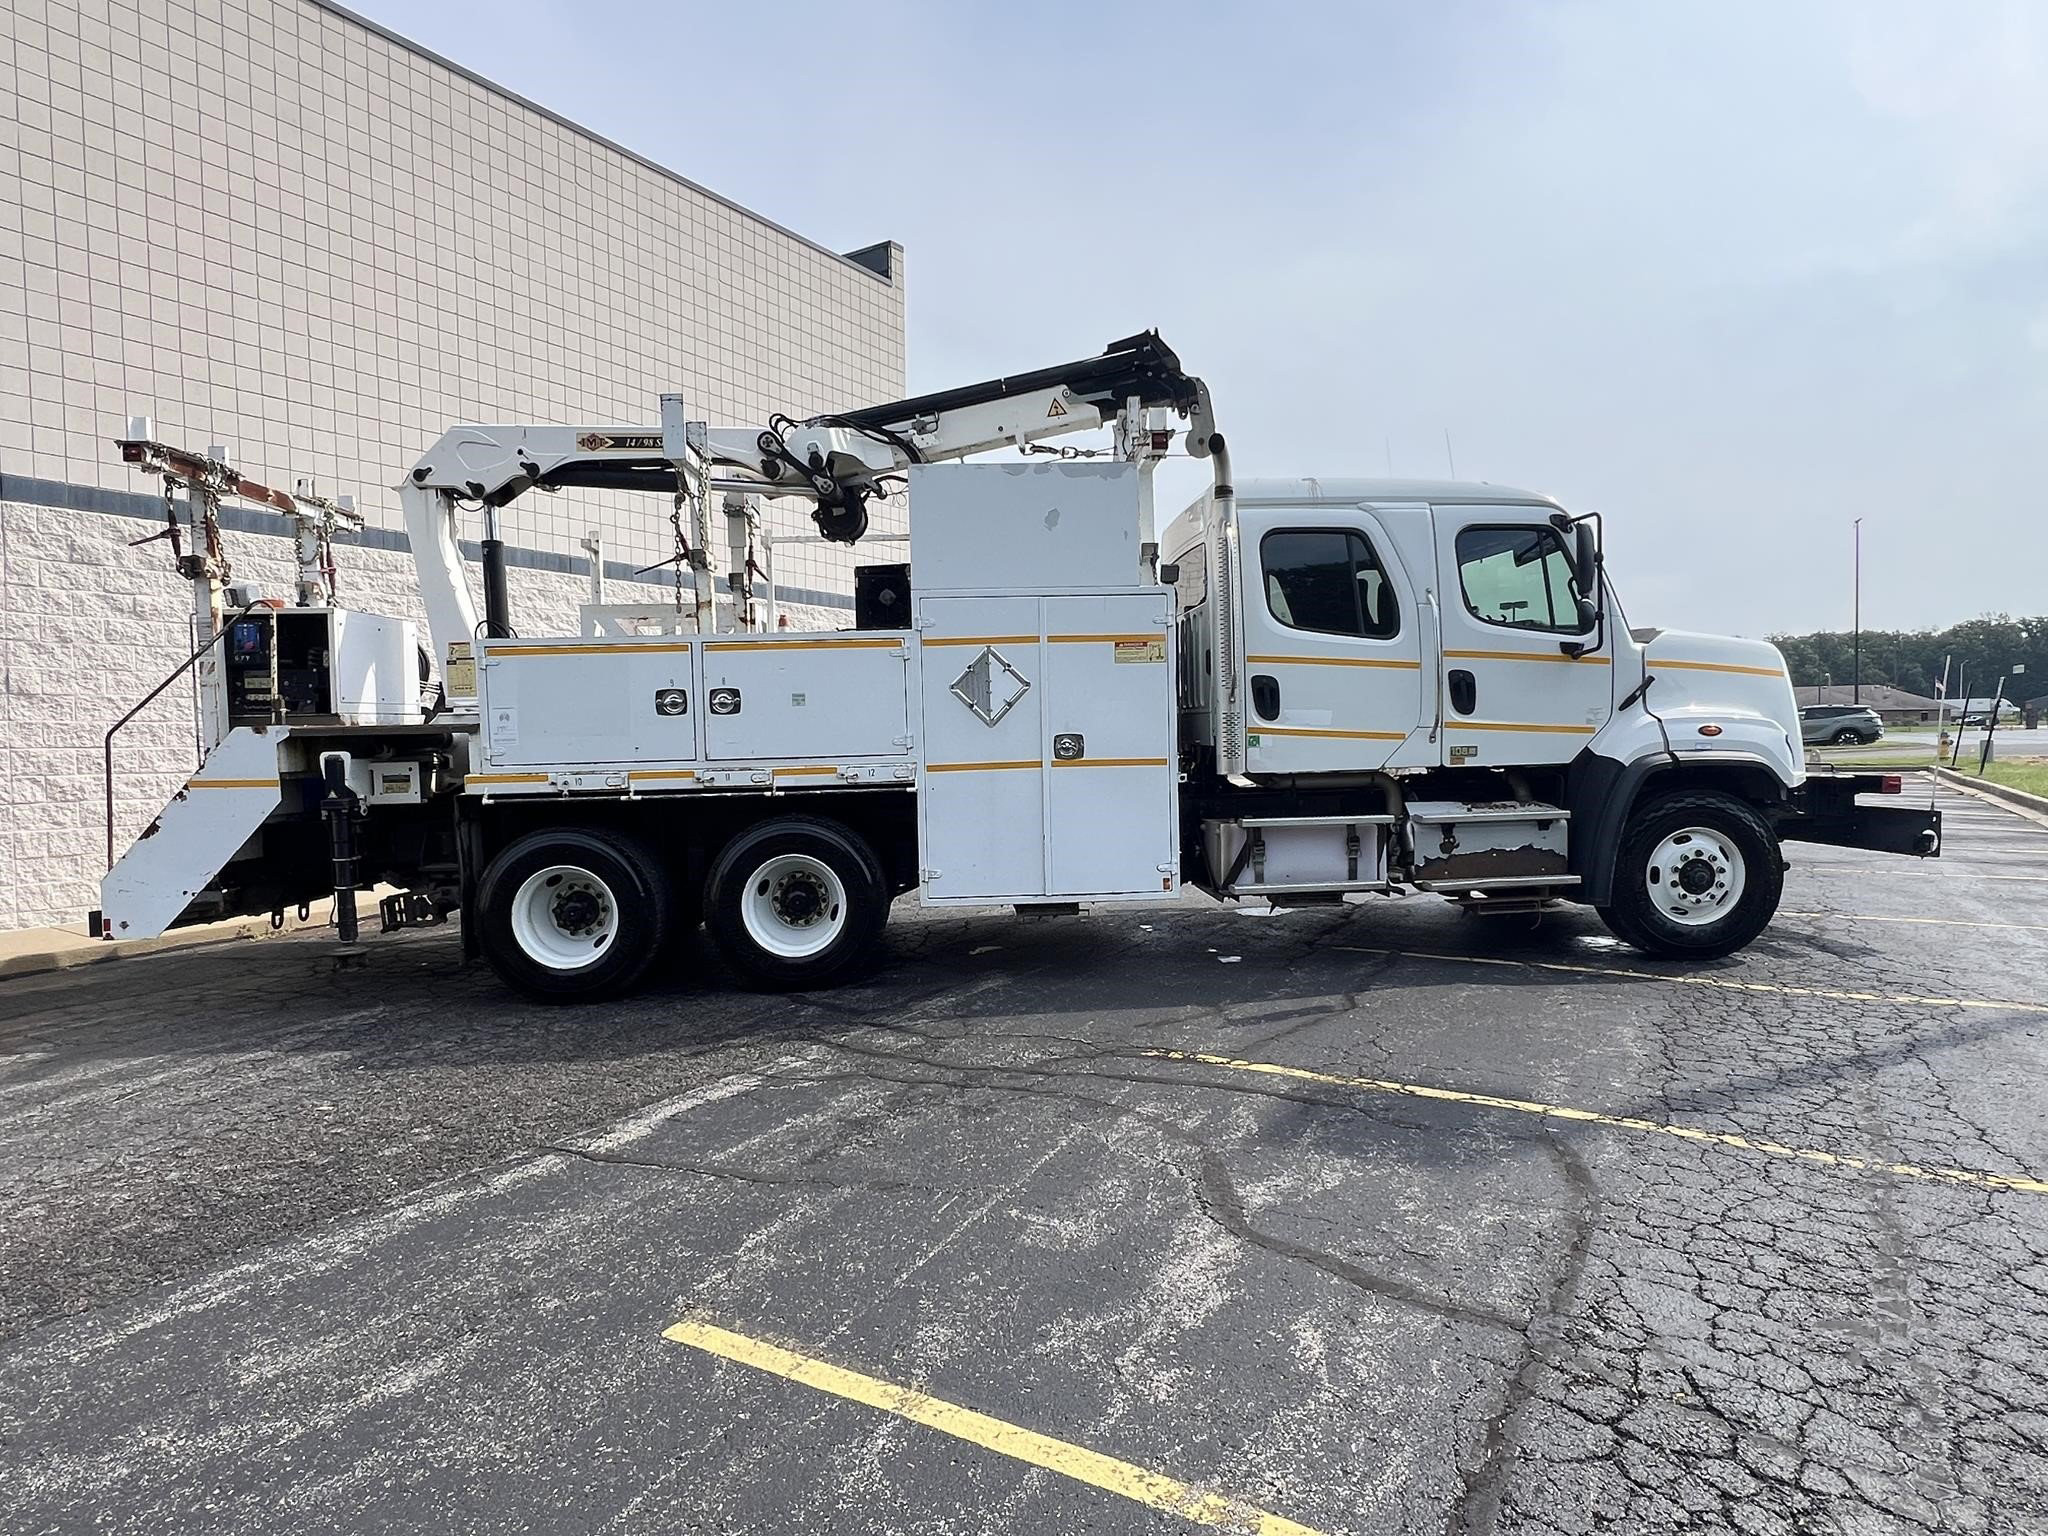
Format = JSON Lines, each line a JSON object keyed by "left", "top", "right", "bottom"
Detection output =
{"left": 705, "top": 816, "right": 889, "bottom": 991}
{"left": 475, "top": 827, "right": 673, "bottom": 1000}
{"left": 1828, "top": 728, "right": 1862, "bottom": 746}
{"left": 1596, "top": 791, "right": 1783, "bottom": 959}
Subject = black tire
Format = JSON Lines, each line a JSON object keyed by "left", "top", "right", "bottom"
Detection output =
{"left": 705, "top": 816, "right": 889, "bottom": 991}
{"left": 475, "top": 827, "right": 672, "bottom": 1001}
{"left": 1829, "top": 728, "right": 1861, "bottom": 746}
{"left": 1596, "top": 791, "right": 1783, "bottom": 960}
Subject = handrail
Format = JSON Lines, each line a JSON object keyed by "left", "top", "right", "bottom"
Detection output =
{"left": 104, "top": 603, "right": 258, "bottom": 870}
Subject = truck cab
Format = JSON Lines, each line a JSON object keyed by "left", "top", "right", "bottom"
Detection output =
{"left": 1164, "top": 478, "right": 1934, "bottom": 957}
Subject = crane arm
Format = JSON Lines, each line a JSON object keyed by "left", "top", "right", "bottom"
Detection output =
{"left": 397, "top": 331, "right": 1216, "bottom": 675}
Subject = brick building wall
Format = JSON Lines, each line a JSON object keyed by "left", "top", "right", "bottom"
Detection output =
{"left": 0, "top": 0, "right": 908, "bottom": 930}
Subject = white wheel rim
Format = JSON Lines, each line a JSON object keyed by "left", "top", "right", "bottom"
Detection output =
{"left": 740, "top": 852, "right": 847, "bottom": 960}
{"left": 510, "top": 864, "right": 620, "bottom": 971}
{"left": 1646, "top": 827, "right": 1746, "bottom": 927}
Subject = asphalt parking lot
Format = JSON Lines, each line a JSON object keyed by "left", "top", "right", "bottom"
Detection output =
{"left": 3, "top": 780, "right": 2046, "bottom": 1535}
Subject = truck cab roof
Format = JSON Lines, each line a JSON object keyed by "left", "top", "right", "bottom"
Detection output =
{"left": 1231, "top": 477, "right": 1564, "bottom": 509}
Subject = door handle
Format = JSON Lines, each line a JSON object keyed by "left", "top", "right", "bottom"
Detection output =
{"left": 1448, "top": 669, "right": 1476, "bottom": 715}
{"left": 1251, "top": 674, "right": 1280, "bottom": 721}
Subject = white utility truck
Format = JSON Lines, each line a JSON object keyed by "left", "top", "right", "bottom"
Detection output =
{"left": 96, "top": 333, "right": 1939, "bottom": 997}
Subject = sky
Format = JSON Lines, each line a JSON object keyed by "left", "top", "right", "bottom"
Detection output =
{"left": 366, "top": 0, "right": 2047, "bottom": 638}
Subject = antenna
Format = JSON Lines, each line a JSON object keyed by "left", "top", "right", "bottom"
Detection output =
{"left": 1443, "top": 429, "right": 1457, "bottom": 479}
{"left": 1384, "top": 436, "right": 1393, "bottom": 476}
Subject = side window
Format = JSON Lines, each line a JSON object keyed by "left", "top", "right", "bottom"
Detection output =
{"left": 1455, "top": 525, "right": 1588, "bottom": 633}
{"left": 1261, "top": 529, "right": 1400, "bottom": 639}
{"left": 1172, "top": 545, "right": 1207, "bottom": 609}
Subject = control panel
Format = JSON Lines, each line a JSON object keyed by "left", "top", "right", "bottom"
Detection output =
{"left": 226, "top": 612, "right": 330, "bottom": 723}
{"left": 221, "top": 607, "right": 421, "bottom": 728}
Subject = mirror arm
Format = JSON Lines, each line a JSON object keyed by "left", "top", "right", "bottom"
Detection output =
{"left": 1551, "top": 510, "right": 1605, "bottom": 658}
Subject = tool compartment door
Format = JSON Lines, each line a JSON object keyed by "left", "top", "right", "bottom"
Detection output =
{"left": 1042, "top": 594, "right": 1177, "bottom": 896}
{"left": 481, "top": 641, "right": 697, "bottom": 766}
{"left": 918, "top": 598, "right": 1046, "bottom": 901}
{"left": 701, "top": 636, "right": 910, "bottom": 760}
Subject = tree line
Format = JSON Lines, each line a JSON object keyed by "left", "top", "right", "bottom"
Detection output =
{"left": 1767, "top": 615, "right": 2047, "bottom": 701}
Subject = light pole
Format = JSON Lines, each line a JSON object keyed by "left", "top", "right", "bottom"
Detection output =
{"left": 1851, "top": 517, "right": 1863, "bottom": 705}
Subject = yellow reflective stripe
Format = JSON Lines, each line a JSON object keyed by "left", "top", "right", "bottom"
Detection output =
{"left": 1449, "top": 721, "right": 1599, "bottom": 734}
{"left": 1254, "top": 725, "right": 1409, "bottom": 741}
{"left": 488, "top": 642, "right": 691, "bottom": 656}
{"left": 926, "top": 760, "right": 1039, "bottom": 773}
{"left": 1052, "top": 757, "right": 1169, "bottom": 768}
{"left": 774, "top": 766, "right": 840, "bottom": 777}
{"left": 1048, "top": 633, "right": 1159, "bottom": 644}
{"left": 923, "top": 635, "right": 1038, "bottom": 647}
{"left": 1650, "top": 658, "right": 1786, "bottom": 678}
{"left": 627, "top": 769, "right": 698, "bottom": 782}
{"left": 466, "top": 772, "right": 550, "bottom": 785}
{"left": 1245, "top": 653, "right": 1422, "bottom": 670}
{"left": 186, "top": 778, "right": 276, "bottom": 789}
{"left": 1443, "top": 648, "right": 1610, "bottom": 666}
{"left": 704, "top": 638, "right": 902, "bottom": 652}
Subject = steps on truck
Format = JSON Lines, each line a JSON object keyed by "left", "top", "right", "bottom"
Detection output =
{"left": 1404, "top": 800, "right": 1575, "bottom": 892}
{"left": 99, "top": 727, "right": 286, "bottom": 940}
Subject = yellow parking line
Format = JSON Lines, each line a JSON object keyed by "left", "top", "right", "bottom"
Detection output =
{"left": 1801, "top": 867, "right": 2048, "bottom": 883}
{"left": 1332, "top": 944, "right": 2048, "bottom": 1015}
{"left": 1138, "top": 1050, "right": 2048, "bottom": 1199}
{"left": 1779, "top": 911, "right": 2048, "bottom": 933}
{"left": 663, "top": 1319, "right": 1325, "bottom": 1536}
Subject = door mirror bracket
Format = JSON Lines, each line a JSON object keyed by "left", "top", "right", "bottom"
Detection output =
{"left": 1548, "top": 511, "right": 1605, "bottom": 657}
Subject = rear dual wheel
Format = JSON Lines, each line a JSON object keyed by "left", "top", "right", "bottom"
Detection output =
{"left": 476, "top": 827, "right": 672, "bottom": 1001}
{"left": 475, "top": 816, "right": 891, "bottom": 999}
{"left": 705, "top": 817, "right": 889, "bottom": 991}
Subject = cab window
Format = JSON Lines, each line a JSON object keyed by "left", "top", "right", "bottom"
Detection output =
{"left": 1455, "top": 525, "right": 1587, "bottom": 633}
{"left": 1261, "top": 529, "right": 1399, "bottom": 639}
{"left": 1172, "top": 546, "right": 1207, "bottom": 609}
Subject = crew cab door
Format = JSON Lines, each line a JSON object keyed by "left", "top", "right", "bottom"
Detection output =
{"left": 1433, "top": 507, "right": 1611, "bottom": 766}
{"left": 1236, "top": 503, "right": 1428, "bottom": 773}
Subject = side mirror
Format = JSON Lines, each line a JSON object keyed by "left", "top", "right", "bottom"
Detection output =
{"left": 1573, "top": 520, "right": 1599, "bottom": 600}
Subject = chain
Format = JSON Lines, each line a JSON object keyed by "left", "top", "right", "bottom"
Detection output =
{"left": 199, "top": 484, "right": 231, "bottom": 584}
{"left": 669, "top": 492, "right": 691, "bottom": 619}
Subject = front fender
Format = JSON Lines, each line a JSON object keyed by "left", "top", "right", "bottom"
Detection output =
{"left": 1565, "top": 748, "right": 1796, "bottom": 906}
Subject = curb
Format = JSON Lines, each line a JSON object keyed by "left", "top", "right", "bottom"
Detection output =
{"left": 0, "top": 897, "right": 375, "bottom": 983}
{"left": 1934, "top": 766, "right": 2048, "bottom": 827}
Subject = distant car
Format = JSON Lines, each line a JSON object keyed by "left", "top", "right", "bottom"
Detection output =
{"left": 1800, "top": 704, "right": 1884, "bottom": 746}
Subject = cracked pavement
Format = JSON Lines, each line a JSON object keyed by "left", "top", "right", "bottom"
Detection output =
{"left": 2, "top": 782, "right": 2046, "bottom": 1533}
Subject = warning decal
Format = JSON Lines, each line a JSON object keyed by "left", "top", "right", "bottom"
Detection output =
{"left": 1113, "top": 638, "right": 1166, "bottom": 663}
{"left": 1045, "top": 397, "right": 1068, "bottom": 419}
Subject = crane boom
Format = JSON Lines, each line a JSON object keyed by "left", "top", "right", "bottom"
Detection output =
{"left": 397, "top": 331, "right": 1218, "bottom": 675}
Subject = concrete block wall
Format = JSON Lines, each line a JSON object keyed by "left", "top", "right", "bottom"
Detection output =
{"left": 0, "top": 496, "right": 839, "bottom": 932}
{"left": 0, "top": 0, "right": 908, "bottom": 624}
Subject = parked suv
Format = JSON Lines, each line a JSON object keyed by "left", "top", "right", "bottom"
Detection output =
{"left": 1800, "top": 704, "right": 1884, "bottom": 746}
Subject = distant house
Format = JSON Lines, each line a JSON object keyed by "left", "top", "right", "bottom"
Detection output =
{"left": 1792, "top": 684, "right": 1942, "bottom": 723}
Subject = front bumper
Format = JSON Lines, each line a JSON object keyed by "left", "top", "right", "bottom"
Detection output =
{"left": 1776, "top": 773, "right": 1941, "bottom": 857}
